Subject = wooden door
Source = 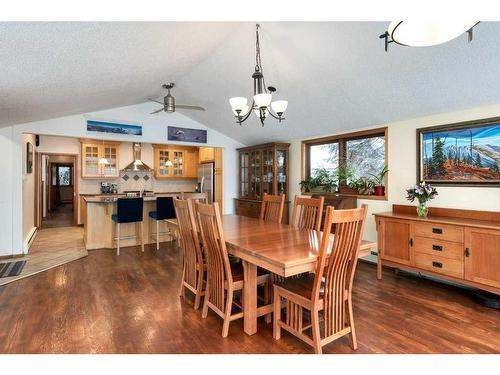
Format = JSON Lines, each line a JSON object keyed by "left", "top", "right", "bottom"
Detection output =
{"left": 379, "top": 218, "right": 412, "bottom": 265}
{"left": 465, "top": 228, "right": 500, "bottom": 289}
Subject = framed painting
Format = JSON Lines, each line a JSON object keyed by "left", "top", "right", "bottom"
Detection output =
{"left": 26, "top": 142, "right": 33, "bottom": 174}
{"left": 87, "top": 119, "right": 142, "bottom": 136}
{"left": 168, "top": 126, "right": 207, "bottom": 144}
{"left": 417, "top": 117, "right": 500, "bottom": 186}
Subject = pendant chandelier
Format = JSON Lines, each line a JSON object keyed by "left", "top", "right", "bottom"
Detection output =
{"left": 229, "top": 24, "right": 288, "bottom": 126}
{"left": 380, "top": 21, "right": 479, "bottom": 52}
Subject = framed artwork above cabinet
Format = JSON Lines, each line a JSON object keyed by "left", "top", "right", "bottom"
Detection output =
{"left": 152, "top": 144, "right": 198, "bottom": 179}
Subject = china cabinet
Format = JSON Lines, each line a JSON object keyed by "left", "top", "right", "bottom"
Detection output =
{"left": 235, "top": 142, "right": 290, "bottom": 223}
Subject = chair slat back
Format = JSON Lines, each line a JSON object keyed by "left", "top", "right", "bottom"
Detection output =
{"left": 259, "top": 193, "right": 285, "bottom": 224}
{"left": 195, "top": 202, "right": 233, "bottom": 314}
{"left": 291, "top": 195, "right": 325, "bottom": 232}
{"left": 312, "top": 204, "right": 367, "bottom": 338}
{"left": 182, "top": 192, "right": 208, "bottom": 204}
{"left": 173, "top": 198, "right": 204, "bottom": 290}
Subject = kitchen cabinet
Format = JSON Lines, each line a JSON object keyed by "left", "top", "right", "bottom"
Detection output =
{"left": 152, "top": 145, "right": 198, "bottom": 179}
{"left": 80, "top": 140, "right": 120, "bottom": 179}
{"left": 199, "top": 147, "right": 215, "bottom": 162}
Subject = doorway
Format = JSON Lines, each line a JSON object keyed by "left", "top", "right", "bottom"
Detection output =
{"left": 38, "top": 154, "right": 78, "bottom": 229}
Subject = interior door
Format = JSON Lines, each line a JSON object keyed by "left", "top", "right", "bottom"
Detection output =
{"left": 380, "top": 218, "right": 412, "bottom": 265}
{"left": 465, "top": 228, "right": 500, "bottom": 289}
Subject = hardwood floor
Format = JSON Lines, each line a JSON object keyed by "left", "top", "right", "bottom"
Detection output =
{"left": 42, "top": 203, "right": 74, "bottom": 229}
{"left": 0, "top": 241, "right": 498, "bottom": 354}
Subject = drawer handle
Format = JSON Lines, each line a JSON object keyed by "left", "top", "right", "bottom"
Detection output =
{"left": 432, "top": 244, "right": 443, "bottom": 251}
{"left": 432, "top": 228, "right": 443, "bottom": 234}
{"left": 432, "top": 261, "right": 443, "bottom": 269}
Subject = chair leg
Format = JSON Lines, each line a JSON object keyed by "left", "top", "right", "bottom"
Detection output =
{"left": 311, "top": 309, "right": 322, "bottom": 354}
{"left": 193, "top": 269, "right": 203, "bottom": 310}
{"left": 201, "top": 286, "right": 209, "bottom": 318}
{"left": 347, "top": 298, "right": 358, "bottom": 350}
{"left": 221, "top": 290, "right": 233, "bottom": 338}
{"left": 273, "top": 288, "right": 281, "bottom": 340}
{"left": 179, "top": 266, "right": 186, "bottom": 299}
{"left": 141, "top": 221, "right": 145, "bottom": 252}
{"left": 116, "top": 223, "right": 120, "bottom": 256}
{"left": 156, "top": 220, "right": 159, "bottom": 251}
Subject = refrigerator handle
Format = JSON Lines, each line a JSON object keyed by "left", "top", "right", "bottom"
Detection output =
{"left": 200, "top": 176, "right": 205, "bottom": 193}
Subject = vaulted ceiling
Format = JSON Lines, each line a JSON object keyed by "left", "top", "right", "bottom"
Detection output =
{"left": 3, "top": 22, "right": 500, "bottom": 145}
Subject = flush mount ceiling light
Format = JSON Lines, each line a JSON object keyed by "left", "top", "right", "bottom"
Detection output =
{"left": 229, "top": 24, "right": 288, "bottom": 127}
{"left": 380, "top": 21, "right": 479, "bottom": 52}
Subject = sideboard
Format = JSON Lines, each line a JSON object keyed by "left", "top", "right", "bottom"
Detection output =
{"left": 374, "top": 205, "right": 500, "bottom": 295}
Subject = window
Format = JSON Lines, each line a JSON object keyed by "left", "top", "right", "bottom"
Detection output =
{"left": 52, "top": 164, "right": 73, "bottom": 187}
{"left": 303, "top": 127, "right": 387, "bottom": 197}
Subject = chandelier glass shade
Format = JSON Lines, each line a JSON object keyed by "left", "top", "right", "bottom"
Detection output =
{"left": 384, "top": 21, "right": 479, "bottom": 49}
{"left": 229, "top": 24, "right": 288, "bottom": 126}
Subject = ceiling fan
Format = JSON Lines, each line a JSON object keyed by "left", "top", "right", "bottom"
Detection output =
{"left": 149, "top": 83, "right": 205, "bottom": 114}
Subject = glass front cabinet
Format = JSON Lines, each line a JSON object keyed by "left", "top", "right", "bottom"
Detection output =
{"left": 81, "top": 140, "right": 120, "bottom": 179}
{"left": 235, "top": 142, "right": 290, "bottom": 223}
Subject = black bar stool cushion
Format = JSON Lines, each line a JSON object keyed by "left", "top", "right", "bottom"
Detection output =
{"left": 149, "top": 196, "right": 176, "bottom": 221}
{"left": 112, "top": 197, "right": 144, "bottom": 223}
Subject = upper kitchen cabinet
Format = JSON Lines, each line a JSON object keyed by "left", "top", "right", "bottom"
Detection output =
{"left": 153, "top": 144, "right": 198, "bottom": 179}
{"left": 199, "top": 147, "right": 215, "bottom": 162}
{"left": 80, "top": 140, "right": 120, "bottom": 179}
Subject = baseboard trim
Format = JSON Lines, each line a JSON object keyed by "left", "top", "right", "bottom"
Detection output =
{"left": 23, "top": 227, "right": 38, "bottom": 253}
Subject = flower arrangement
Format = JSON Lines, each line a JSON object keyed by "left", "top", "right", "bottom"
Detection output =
{"left": 406, "top": 181, "right": 438, "bottom": 217}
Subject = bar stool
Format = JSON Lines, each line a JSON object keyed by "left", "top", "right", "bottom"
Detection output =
{"left": 111, "top": 197, "right": 144, "bottom": 256}
{"left": 149, "top": 196, "right": 176, "bottom": 250}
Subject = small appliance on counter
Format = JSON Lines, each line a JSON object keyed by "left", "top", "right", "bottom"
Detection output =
{"left": 100, "top": 182, "right": 119, "bottom": 194}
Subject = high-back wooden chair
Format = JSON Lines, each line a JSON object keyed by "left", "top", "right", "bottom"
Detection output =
{"left": 273, "top": 204, "right": 368, "bottom": 354}
{"left": 182, "top": 191, "right": 208, "bottom": 203}
{"left": 290, "top": 195, "right": 325, "bottom": 232}
{"left": 259, "top": 193, "right": 285, "bottom": 224}
{"left": 173, "top": 198, "right": 205, "bottom": 309}
{"left": 195, "top": 201, "right": 269, "bottom": 337}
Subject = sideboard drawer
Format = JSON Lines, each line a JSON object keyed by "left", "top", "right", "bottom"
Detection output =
{"left": 414, "top": 237, "right": 464, "bottom": 261}
{"left": 414, "top": 253, "right": 464, "bottom": 279}
{"left": 414, "top": 223, "right": 464, "bottom": 243}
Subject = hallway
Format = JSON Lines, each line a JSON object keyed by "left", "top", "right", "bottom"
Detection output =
{"left": 42, "top": 203, "right": 74, "bottom": 229}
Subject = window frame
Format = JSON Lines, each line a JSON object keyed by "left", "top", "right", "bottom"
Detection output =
{"left": 302, "top": 127, "right": 388, "bottom": 200}
{"left": 55, "top": 163, "right": 73, "bottom": 187}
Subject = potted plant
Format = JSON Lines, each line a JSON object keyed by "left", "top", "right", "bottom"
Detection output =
{"left": 300, "top": 168, "right": 337, "bottom": 193}
{"left": 336, "top": 164, "right": 357, "bottom": 194}
{"left": 371, "top": 165, "right": 389, "bottom": 196}
{"left": 352, "top": 176, "right": 375, "bottom": 195}
{"left": 406, "top": 181, "right": 438, "bottom": 217}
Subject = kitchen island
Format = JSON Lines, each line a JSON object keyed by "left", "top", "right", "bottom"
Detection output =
{"left": 83, "top": 194, "right": 179, "bottom": 250}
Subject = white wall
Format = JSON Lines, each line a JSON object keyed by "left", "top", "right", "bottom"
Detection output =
{"left": 289, "top": 104, "right": 500, "bottom": 248}
{"left": 8, "top": 102, "right": 244, "bottom": 255}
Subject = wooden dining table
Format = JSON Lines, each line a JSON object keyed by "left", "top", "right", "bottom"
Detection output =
{"left": 167, "top": 214, "right": 376, "bottom": 336}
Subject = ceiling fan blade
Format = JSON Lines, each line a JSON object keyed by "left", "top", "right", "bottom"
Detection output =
{"left": 148, "top": 98, "right": 164, "bottom": 105}
{"left": 176, "top": 104, "right": 206, "bottom": 111}
{"left": 150, "top": 107, "right": 165, "bottom": 114}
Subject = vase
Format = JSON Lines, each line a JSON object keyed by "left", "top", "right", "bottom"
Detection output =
{"left": 417, "top": 201, "right": 428, "bottom": 217}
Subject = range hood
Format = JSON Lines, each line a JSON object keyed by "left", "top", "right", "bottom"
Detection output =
{"left": 122, "top": 143, "right": 154, "bottom": 172}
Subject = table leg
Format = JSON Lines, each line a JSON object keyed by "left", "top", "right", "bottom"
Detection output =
{"left": 243, "top": 260, "right": 257, "bottom": 335}
{"left": 377, "top": 254, "right": 382, "bottom": 280}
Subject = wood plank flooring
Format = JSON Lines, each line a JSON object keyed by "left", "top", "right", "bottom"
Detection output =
{"left": 0, "top": 241, "right": 498, "bottom": 354}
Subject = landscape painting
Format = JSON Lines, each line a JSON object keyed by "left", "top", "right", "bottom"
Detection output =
{"left": 87, "top": 119, "right": 142, "bottom": 136}
{"left": 418, "top": 119, "right": 500, "bottom": 185}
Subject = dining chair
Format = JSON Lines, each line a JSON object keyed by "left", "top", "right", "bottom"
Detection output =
{"left": 290, "top": 195, "right": 325, "bottom": 232}
{"left": 195, "top": 201, "right": 269, "bottom": 337}
{"left": 182, "top": 191, "right": 208, "bottom": 203}
{"left": 173, "top": 198, "right": 205, "bottom": 309}
{"left": 273, "top": 204, "right": 368, "bottom": 354}
{"left": 259, "top": 193, "right": 285, "bottom": 224}
{"left": 111, "top": 197, "right": 144, "bottom": 256}
{"left": 149, "top": 196, "right": 176, "bottom": 250}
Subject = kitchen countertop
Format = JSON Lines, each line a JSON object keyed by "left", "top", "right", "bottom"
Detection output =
{"left": 84, "top": 196, "right": 161, "bottom": 203}
{"left": 79, "top": 192, "right": 189, "bottom": 196}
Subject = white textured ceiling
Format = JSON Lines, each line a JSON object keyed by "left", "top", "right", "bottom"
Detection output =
{"left": 3, "top": 22, "right": 500, "bottom": 145}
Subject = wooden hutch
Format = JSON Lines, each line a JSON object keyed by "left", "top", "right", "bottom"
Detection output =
{"left": 235, "top": 142, "right": 290, "bottom": 223}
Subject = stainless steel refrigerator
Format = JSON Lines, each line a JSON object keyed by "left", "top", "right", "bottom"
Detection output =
{"left": 197, "top": 161, "right": 215, "bottom": 203}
